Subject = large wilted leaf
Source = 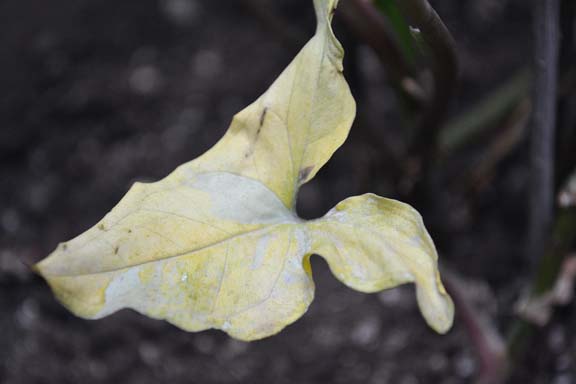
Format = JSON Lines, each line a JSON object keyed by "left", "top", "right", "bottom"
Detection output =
{"left": 36, "top": 0, "right": 454, "bottom": 341}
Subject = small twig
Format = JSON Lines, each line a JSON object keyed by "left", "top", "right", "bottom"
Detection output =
{"left": 528, "top": 0, "right": 560, "bottom": 264}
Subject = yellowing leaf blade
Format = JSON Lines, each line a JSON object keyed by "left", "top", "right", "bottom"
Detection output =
{"left": 37, "top": 172, "right": 317, "bottom": 340}
{"left": 307, "top": 194, "right": 454, "bottom": 333}
{"left": 177, "top": 0, "right": 355, "bottom": 209}
{"left": 35, "top": 0, "right": 454, "bottom": 341}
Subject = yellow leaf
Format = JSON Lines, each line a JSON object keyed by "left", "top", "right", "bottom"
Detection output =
{"left": 35, "top": 0, "right": 453, "bottom": 341}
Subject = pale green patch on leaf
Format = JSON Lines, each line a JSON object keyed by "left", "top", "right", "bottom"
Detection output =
{"left": 35, "top": 0, "right": 453, "bottom": 341}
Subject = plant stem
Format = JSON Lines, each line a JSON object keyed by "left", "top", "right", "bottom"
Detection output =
{"left": 528, "top": 0, "right": 560, "bottom": 264}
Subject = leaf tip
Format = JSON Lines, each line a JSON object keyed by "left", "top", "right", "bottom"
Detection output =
{"left": 416, "top": 278, "right": 455, "bottom": 334}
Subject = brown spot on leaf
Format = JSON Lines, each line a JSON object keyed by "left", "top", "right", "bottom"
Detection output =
{"left": 98, "top": 223, "right": 105, "bottom": 231}
{"left": 298, "top": 166, "right": 314, "bottom": 183}
{"left": 244, "top": 107, "right": 268, "bottom": 159}
{"left": 255, "top": 108, "right": 267, "bottom": 139}
{"left": 61, "top": 243, "right": 68, "bottom": 251}
{"left": 114, "top": 246, "right": 119, "bottom": 255}
{"left": 259, "top": 107, "right": 268, "bottom": 130}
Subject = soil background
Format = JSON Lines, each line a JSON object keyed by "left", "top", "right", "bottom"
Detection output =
{"left": 0, "top": 0, "right": 574, "bottom": 383}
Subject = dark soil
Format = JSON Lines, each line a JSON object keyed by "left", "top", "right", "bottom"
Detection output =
{"left": 1, "top": 0, "right": 574, "bottom": 383}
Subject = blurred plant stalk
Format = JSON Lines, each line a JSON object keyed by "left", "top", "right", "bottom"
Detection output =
{"left": 528, "top": 0, "right": 560, "bottom": 266}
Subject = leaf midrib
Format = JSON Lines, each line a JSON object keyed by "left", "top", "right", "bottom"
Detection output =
{"left": 44, "top": 222, "right": 301, "bottom": 278}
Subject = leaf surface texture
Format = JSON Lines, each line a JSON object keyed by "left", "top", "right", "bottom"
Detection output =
{"left": 36, "top": 0, "right": 453, "bottom": 340}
